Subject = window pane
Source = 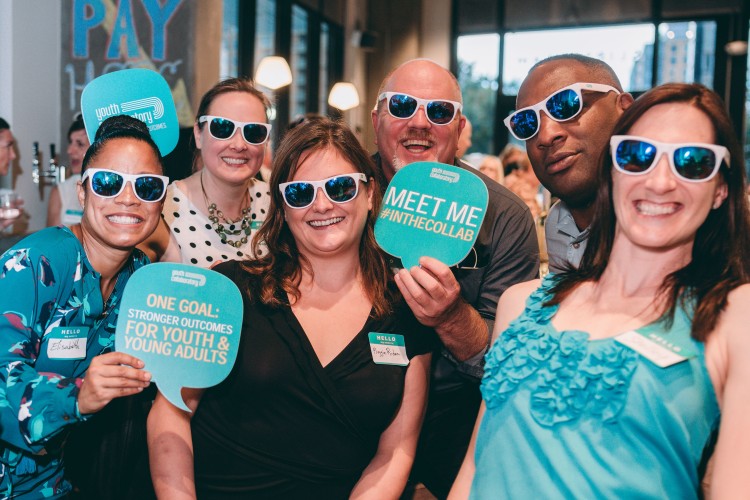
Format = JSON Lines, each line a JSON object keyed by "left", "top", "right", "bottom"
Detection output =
{"left": 505, "top": 0, "right": 650, "bottom": 30}
{"left": 656, "top": 21, "right": 715, "bottom": 87}
{"left": 457, "top": 34, "right": 500, "bottom": 155}
{"left": 255, "top": 0, "right": 276, "bottom": 64}
{"left": 319, "top": 22, "right": 330, "bottom": 113}
{"left": 457, "top": 0, "right": 499, "bottom": 33}
{"left": 220, "top": 0, "right": 239, "bottom": 78}
{"left": 503, "top": 24, "right": 656, "bottom": 94}
{"left": 290, "top": 5, "right": 309, "bottom": 120}
{"left": 255, "top": 0, "right": 277, "bottom": 123}
{"left": 662, "top": 0, "right": 736, "bottom": 18}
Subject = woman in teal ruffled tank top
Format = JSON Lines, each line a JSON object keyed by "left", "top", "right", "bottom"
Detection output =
{"left": 451, "top": 83, "right": 750, "bottom": 498}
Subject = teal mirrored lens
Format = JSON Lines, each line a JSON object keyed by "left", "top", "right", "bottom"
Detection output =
{"left": 388, "top": 94, "right": 418, "bottom": 118}
{"left": 284, "top": 182, "right": 315, "bottom": 208}
{"left": 325, "top": 176, "right": 358, "bottom": 202}
{"left": 509, "top": 110, "right": 539, "bottom": 139}
{"left": 615, "top": 140, "right": 657, "bottom": 173}
{"left": 425, "top": 100, "right": 457, "bottom": 124}
{"left": 209, "top": 118, "right": 236, "bottom": 139}
{"left": 134, "top": 176, "right": 167, "bottom": 201}
{"left": 673, "top": 146, "right": 717, "bottom": 180}
{"left": 242, "top": 123, "right": 269, "bottom": 144}
{"left": 91, "top": 171, "right": 124, "bottom": 196}
{"left": 546, "top": 88, "right": 581, "bottom": 120}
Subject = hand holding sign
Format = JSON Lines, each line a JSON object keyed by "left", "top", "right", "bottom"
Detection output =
{"left": 116, "top": 263, "right": 243, "bottom": 412}
{"left": 78, "top": 351, "right": 151, "bottom": 415}
{"left": 375, "top": 162, "right": 488, "bottom": 269}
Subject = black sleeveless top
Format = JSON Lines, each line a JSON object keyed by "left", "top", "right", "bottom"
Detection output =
{"left": 192, "top": 261, "right": 437, "bottom": 498}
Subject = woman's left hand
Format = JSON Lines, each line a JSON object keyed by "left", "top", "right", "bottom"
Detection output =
{"left": 77, "top": 351, "right": 151, "bottom": 415}
{"left": 350, "top": 353, "right": 431, "bottom": 499}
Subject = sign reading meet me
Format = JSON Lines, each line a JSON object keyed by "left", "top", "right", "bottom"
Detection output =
{"left": 375, "top": 162, "right": 488, "bottom": 269}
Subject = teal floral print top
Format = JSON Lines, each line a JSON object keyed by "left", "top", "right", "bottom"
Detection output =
{"left": 0, "top": 226, "right": 148, "bottom": 499}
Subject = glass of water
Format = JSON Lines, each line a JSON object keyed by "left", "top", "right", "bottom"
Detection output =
{"left": 0, "top": 190, "right": 21, "bottom": 220}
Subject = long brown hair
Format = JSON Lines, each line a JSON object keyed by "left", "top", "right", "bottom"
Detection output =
{"left": 549, "top": 83, "right": 750, "bottom": 341}
{"left": 242, "top": 116, "right": 397, "bottom": 318}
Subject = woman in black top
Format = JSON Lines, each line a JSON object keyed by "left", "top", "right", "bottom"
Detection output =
{"left": 148, "top": 117, "right": 435, "bottom": 499}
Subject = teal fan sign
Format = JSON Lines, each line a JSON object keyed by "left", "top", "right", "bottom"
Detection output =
{"left": 116, "top": 263, "right": 243, "bottom": 412}
{"left": 81, "top": 68, "right": 179, "bottom": 156}
{"left": 375, "top": 162, "right": 488, "bottom": 269}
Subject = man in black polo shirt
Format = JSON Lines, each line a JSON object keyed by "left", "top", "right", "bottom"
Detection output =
{"left": 371, "top": 59, "right": 539, "bottom": 498}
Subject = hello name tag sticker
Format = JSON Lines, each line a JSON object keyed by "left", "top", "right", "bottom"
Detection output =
{"left": 368, "top": 332, "right": 409, "bottom": 366}
{"left": 614, "top": 330, "right": 696, "bottom": 368}
{"left": 375, "top": 162, "right": 488, "bottom": 269}
{"left": 46, "top": 326, "right": 88, "bottom": 360}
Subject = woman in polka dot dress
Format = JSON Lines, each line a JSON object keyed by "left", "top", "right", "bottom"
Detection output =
{"left": 152, "top": 78, "right": 272, "bottom": 267}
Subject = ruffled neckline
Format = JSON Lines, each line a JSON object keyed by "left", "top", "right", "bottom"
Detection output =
{"left": 481, "top": 275, "right": 639, "bottom": 426}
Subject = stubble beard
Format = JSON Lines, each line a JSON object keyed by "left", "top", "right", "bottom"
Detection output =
{"left": 391, "top": 153, "right": 407, "bottom": 173}
{"left": 390, "top": 150, "right": 440, "bottom": 174}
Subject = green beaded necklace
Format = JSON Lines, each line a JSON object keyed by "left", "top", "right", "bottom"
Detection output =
{"left": 201, "top": 171, "right": 253, "bottom": 249}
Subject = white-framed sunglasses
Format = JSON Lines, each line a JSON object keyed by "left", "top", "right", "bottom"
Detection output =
{"left": 81, "top": 168, "right": 169, "bottom": 202}
{"left": 279, "top": 173, "right": 368, "bottom": 209}
{"left": 378, "top": 92, "right": 463, "bottom": 126}
{"left": 504, "top": 82, "right": 620, "bottom": 140}
{"left": 198, "top": 115, "right": 272, "bottom": 145}
{"left": 610, "top": 135, "right": 730, "bottom": 182}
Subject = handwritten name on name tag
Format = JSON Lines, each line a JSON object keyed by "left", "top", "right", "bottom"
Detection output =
{"left": 47, "top": 327, "right": 88, "bottom": 360}
{"left": 368, "top": 332, "right": 409, "bottom": 366}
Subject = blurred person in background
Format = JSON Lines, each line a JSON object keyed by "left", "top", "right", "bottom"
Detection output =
{"left": 463, "top": 153, "right": 504, "bottom": 185}
{"left": 478, "top": 154, "right": 504, "bottom": 185}
{"left": 456, "top": 117, "right": 473, "bottom": 159}
{"left": 0, "top": 118, "right": 17, "bottom": 177}
{"left": 0, "top": 117, "right": 24, "bottom": 232}
{"left": 47, "top": 113, "right": 90, "bottom": 226}
{"left": 501, "top": 145, "right": 542, "bottom": 220}
{"left": 501, "top": 144, "right": 540, "bottom": 192}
